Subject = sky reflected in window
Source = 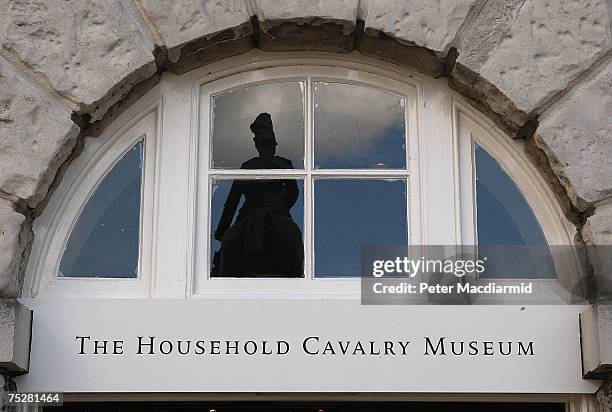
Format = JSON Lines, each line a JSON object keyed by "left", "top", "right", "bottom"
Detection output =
{"left": 314, "top": 82, "right": 406, "bottom": 169}
{"left": 315, "top": 179, "right": 408, "bottom": 277}
{"left": 211, "top": 82, "right": 305, "bottom": 169}
{"left": 59, "top": 141, "right": 143, "bottom": 278}
{"left": 475, "top": 144, "right": 555, "bottom": 279}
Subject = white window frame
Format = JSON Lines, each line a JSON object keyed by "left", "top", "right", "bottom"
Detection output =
{"left": 22, "top": 51, "right": 579, "bottom": 301}
{"left": 193, "top": 67, "right": 421, "bottom": 297}
{"left": 25, "top": 100, "right": 161, "bottom": 298}
{"left": 455, "top": 102, "right": 581, "bottom": 303}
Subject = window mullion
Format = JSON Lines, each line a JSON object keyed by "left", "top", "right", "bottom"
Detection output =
{"left": 420, "top": 85, "right": 457, "bottom": 245}
{"left": 305, "top": 76, "right": 314, "bottom": 280}
{"left": 310, "top": 170, "right": 409, "bottom": 178}
{"left": 209, "top": 170, "right": 307, "bottom": 177}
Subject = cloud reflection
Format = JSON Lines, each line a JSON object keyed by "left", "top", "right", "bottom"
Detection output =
{"left": 209, "top": 81, "right": 406, "bottom": 170}
{"left": 314, "top": 82, "right": 405, "bottom": 169}
{"left": 211, "top": 82, "right": 305, "bottom": 169}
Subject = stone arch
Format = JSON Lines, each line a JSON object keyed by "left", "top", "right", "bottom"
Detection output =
{"left": 0, "top": 0, "right": 610, "bottom": 301}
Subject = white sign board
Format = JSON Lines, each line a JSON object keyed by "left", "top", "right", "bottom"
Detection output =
{"left": 16, "top": 299, "right": 599, "bottom": 393}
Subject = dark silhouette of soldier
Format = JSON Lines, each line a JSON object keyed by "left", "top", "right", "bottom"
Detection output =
{"left": 213, "top": 113, "right": 303, "bottom": 277}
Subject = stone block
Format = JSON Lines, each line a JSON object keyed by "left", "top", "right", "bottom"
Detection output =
{"left": 360, "top": 0, "right": 477, "bottom": 52}
{"left": 582, "top": 204, "right": 612, "bottom": 302}
{"left": 137, "top": 0, "right": 252, "bottom": 63}
{"left": 358, "top": 32, "right": 446, "bottom": 78}
{"left": 455, "top": 0, "right": 526, "bottom": 72}
{"left": 253, "top": 0, "right": 359, "bottom": 53}
{"left": 254, "top": 0, "right": 359, "bottom": 32}
{"left": 3, "top": 0, "right": 157, "bottom": 121}
{"left": 0, "top": 200, "right": 25, "bottom": 299}
{"left": 455, "top": 0, "right": 611, "bottom": 116}
{"left": 0, "top": 55, "right": 80, "bottom": 208}
{"left": 584, "top": 205, "right": 612, "bottom": 246}
{"left": 536, "top": 60, "right": 612, "bottom": 209}
{"left": 449, "top": 62, "right": 529, "bottom": 132}
{"left": 0, "top": 299, "right": 31, "bottom": 374}
{"left": 168, "top": 35, "right": 254, "bottom": 76}
{"left": 581, "top": 304, "right": 612, "bottom": 378}
{"left": 257, "top": 21, "right": 354, "bottom": 53}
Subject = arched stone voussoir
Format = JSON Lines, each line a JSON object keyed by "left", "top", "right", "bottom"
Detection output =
{"left": 2, "top": 0, "right": 158, "bottom": 122}
{"left": 0, "top": 199, "right": 27, "bottom": 299}
{"left": 136, "top": 0, "right": 253, "bottom": 69}
{"left": 136, "top": 0, "right": 475, "bottom": 78}
{"left": 582, "top": 203, "right": 612, "bottom": 301}
{"left": 356, "top": 0, "right": 478, "bottom": 79}
{"left": 253, "top": 0, "right": 359, "bottom": 53}
{"left": 137, "top": 0, "right": 364, "bottom": 75}
{"left": 536, "top": 59, "right": 612, "bottom": 211}
{"left": 0, "top": 55, "right": 80, "bottom": 209}
{"left": 452, "top": 0, "right": 611, "bottom": 124}
{"left": 359, "top": 0, "right": 477, "bottom": 54}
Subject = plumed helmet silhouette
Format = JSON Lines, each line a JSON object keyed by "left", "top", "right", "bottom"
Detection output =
{"left": 250, "top": 112, "right": 277, "bottom": 145}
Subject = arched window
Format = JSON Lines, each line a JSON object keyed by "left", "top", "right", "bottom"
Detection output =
{"left": 27, "top": 110, "right": 158, "bottom": 297}
{"left": 23, "top": 55, "right": 575, "bottom": 299}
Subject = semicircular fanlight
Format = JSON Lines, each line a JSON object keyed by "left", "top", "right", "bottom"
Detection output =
{"left": 59, "top": 140, "right": 143, "bottom": 278}
{"left": 475, "top": 144, "right": 555, "bottom": 279}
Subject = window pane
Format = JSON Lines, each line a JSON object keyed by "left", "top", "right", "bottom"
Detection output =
{"left": 314, "top": 82, "right": 406, "bottom": 169}
{"left": 210, "top": 178, "right": 304, "bottom": 277}
{"left": 211, "top": 82, "right": 305, "bottom": 169}
{"left": 475, "top": 144, "right": 555, "bottom": 278}
{"left": 59, "top": 141, "right": 143, "bottom": 278}
{"left": 315, "top": 179, "right": 407, "bottom": 277}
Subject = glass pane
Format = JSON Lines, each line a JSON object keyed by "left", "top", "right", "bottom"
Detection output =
{"left": 210, "top": 178, "right": 304, "bottom": 277}
{"left": 315, "top": 179, "right": 407, "bottom": 277}
{"left": 314, "top": 82, "right": 406, "bottom": 169}
{"left": 59, "top": 141, "right": 143, "bottom": 278}
{"left": 211, "top": 82, "right": 305, "bottom": 169}
{"left": 475, "top": 144, "right": 555, "bottom": 278}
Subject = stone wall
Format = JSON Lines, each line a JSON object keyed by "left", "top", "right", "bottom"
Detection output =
{"left": 0, "top": 0, "right": 611, "bottom": 401}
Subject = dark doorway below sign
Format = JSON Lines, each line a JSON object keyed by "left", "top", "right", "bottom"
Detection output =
{"left": 47, "top": 401, "right": 565, "bottom": 412}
